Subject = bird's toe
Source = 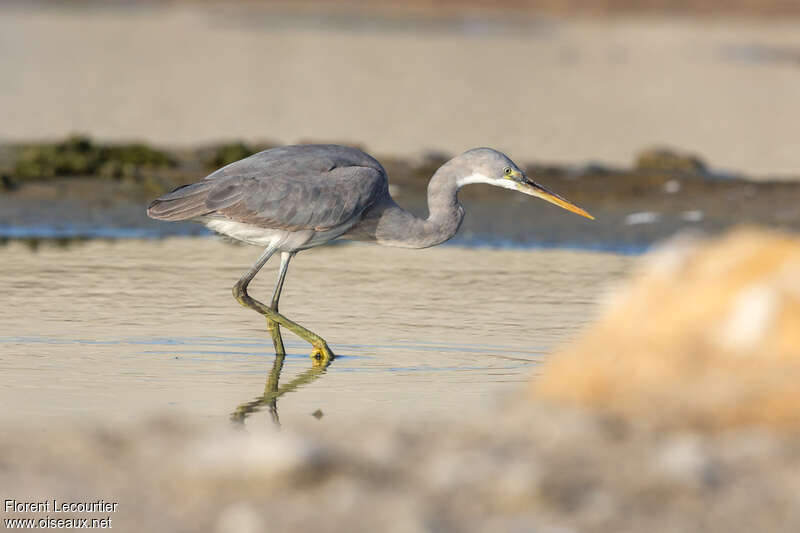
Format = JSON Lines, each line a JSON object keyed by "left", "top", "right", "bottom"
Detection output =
{"left": 310, "top": 344, "right": 334, "bottom": 365}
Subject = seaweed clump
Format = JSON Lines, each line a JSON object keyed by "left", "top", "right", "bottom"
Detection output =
{"left": 11, "top": 135, "right": 175, "bottom": 183}
{"left": 635, "top": 147, "right": 708, "bottom": 174}
{"left": 203, "top": 141, "right": 259, "bottom": 169}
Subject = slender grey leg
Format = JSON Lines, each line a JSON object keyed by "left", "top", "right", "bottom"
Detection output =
{"left": 267, "top": 252, "right": 295, "bottom": 355}
{"left": 271, "top": 252, "right": 295, "bottom": 312}
{"left": 233, "top": 247, "right": 332, "bottom": 362}
{"left": 236, "top": 244, "right": 278, "bottom": 291}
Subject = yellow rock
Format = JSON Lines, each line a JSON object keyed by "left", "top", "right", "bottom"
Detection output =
{"left": 534, "top": 228, "right": 800, "bottom": 430}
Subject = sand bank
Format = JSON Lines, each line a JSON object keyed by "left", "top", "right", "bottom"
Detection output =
{"left": 1, "top": 4, "right": 799, "bottom": 176}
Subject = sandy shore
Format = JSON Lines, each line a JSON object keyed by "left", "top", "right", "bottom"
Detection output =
{"left": 3, "top": 404, "right": 798, "bottom": 533}
{"left": 1, "top": 4, "right": 799, "bottom": 176}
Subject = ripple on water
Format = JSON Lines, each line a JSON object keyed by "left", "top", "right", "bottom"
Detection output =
{"left": 0, "top": 239, "right": 632, "bottom": 426}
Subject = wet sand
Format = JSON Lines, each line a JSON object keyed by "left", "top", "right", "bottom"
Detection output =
{"left": 2, "top": 4, "right": 800, "bottom": 176}
{"left": 0, "top": 238, "right": 630, "bottom": 428}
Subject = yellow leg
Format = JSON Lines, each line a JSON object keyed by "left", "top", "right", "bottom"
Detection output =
{"left": 234, "top": 282, "right": 333, "bottom": 363}
{"left": 267, "top": 319, "right": 285, "bottom": 356}
{"left": 234, "top": 247, "right": 333, "bottom": 363}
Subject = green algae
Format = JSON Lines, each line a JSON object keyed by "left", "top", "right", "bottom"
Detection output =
{"left": 8, "top": 135, "right": 175, "bottom": 184}
{"left": 203, "top": 141, "right": 258, "bottom": 169}
{"left": 635, "top": 147, "right": 708, "bottom": 174}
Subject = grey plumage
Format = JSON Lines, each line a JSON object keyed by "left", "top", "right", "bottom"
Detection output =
{"left": 148, "top": 145, "right": 387, "bottom": 232}
{"left": 147, "top": 144, "right": 592, "bottom": 360}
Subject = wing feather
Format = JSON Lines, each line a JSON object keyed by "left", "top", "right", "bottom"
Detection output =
{"left": 146, "top": 181, "right": 215, "bottom": 221}
{"left": 214, "top": 166, "right": 385, "bottom": 231}
{"left": 147, "top": 145, "right": 388, "bottom": 231}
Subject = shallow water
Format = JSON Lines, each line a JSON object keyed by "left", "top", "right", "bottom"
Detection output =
{"left": 0, "top": 238, "right": 631, "bottom": 429}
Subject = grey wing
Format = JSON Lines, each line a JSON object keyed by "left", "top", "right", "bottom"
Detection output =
{"left": 147, "top": 145, "right": 388, "bottom": 231}
{"left": 207, "top": 166, "right": 386, "bottom": 231}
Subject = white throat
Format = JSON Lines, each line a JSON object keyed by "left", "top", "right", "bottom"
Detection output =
{"left": 456, "top": 172, "right": 518, "bottom": 191}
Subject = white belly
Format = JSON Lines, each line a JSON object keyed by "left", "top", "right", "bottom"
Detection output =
{"left": 203, "top": 218, "right": 349, "bottom": 251}
{"left": 204, "top": 218, "right": 286, "bottom": 246}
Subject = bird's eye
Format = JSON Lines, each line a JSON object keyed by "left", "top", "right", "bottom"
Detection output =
{"left": 503, "top": 167, "right": 512, "bottom": 175}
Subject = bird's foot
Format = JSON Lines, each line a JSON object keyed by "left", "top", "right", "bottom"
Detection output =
{"left": 310, "top": 343, "right": 334, "bottom": 366}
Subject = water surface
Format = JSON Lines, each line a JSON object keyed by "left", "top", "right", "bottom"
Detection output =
{"left": 1, "top": 238, "right": 631, "bottom": 429}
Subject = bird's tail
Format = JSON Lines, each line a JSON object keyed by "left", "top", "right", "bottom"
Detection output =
{"left": 147, "top": 181, "right": 214, "bottom": 221}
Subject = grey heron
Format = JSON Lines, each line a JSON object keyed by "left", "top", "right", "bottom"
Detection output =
{"left": 147, "top": 145, "right": 592, "bottom": 362}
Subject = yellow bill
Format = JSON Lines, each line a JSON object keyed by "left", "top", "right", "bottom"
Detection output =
{"left": 517, "top": 179, "right": 594, "bottom": 220}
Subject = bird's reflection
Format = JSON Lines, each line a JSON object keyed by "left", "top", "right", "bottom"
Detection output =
{"left": 231, "top": 326, "right": 331, "bottom": 427}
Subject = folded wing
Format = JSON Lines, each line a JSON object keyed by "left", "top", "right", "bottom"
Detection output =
{"left": 147, "top": 145, "right": 388, "bottom": 231}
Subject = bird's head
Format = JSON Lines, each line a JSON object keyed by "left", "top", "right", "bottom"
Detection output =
{"left": 455, "top": 148, "right": 594, "bottom": 220}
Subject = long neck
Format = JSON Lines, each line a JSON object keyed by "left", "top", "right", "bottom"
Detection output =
{"left": 423, "top": 164, "right": 465, "bottom": 243}
{"left": 357, "top": 162, "right": 465, "bottom": 249}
